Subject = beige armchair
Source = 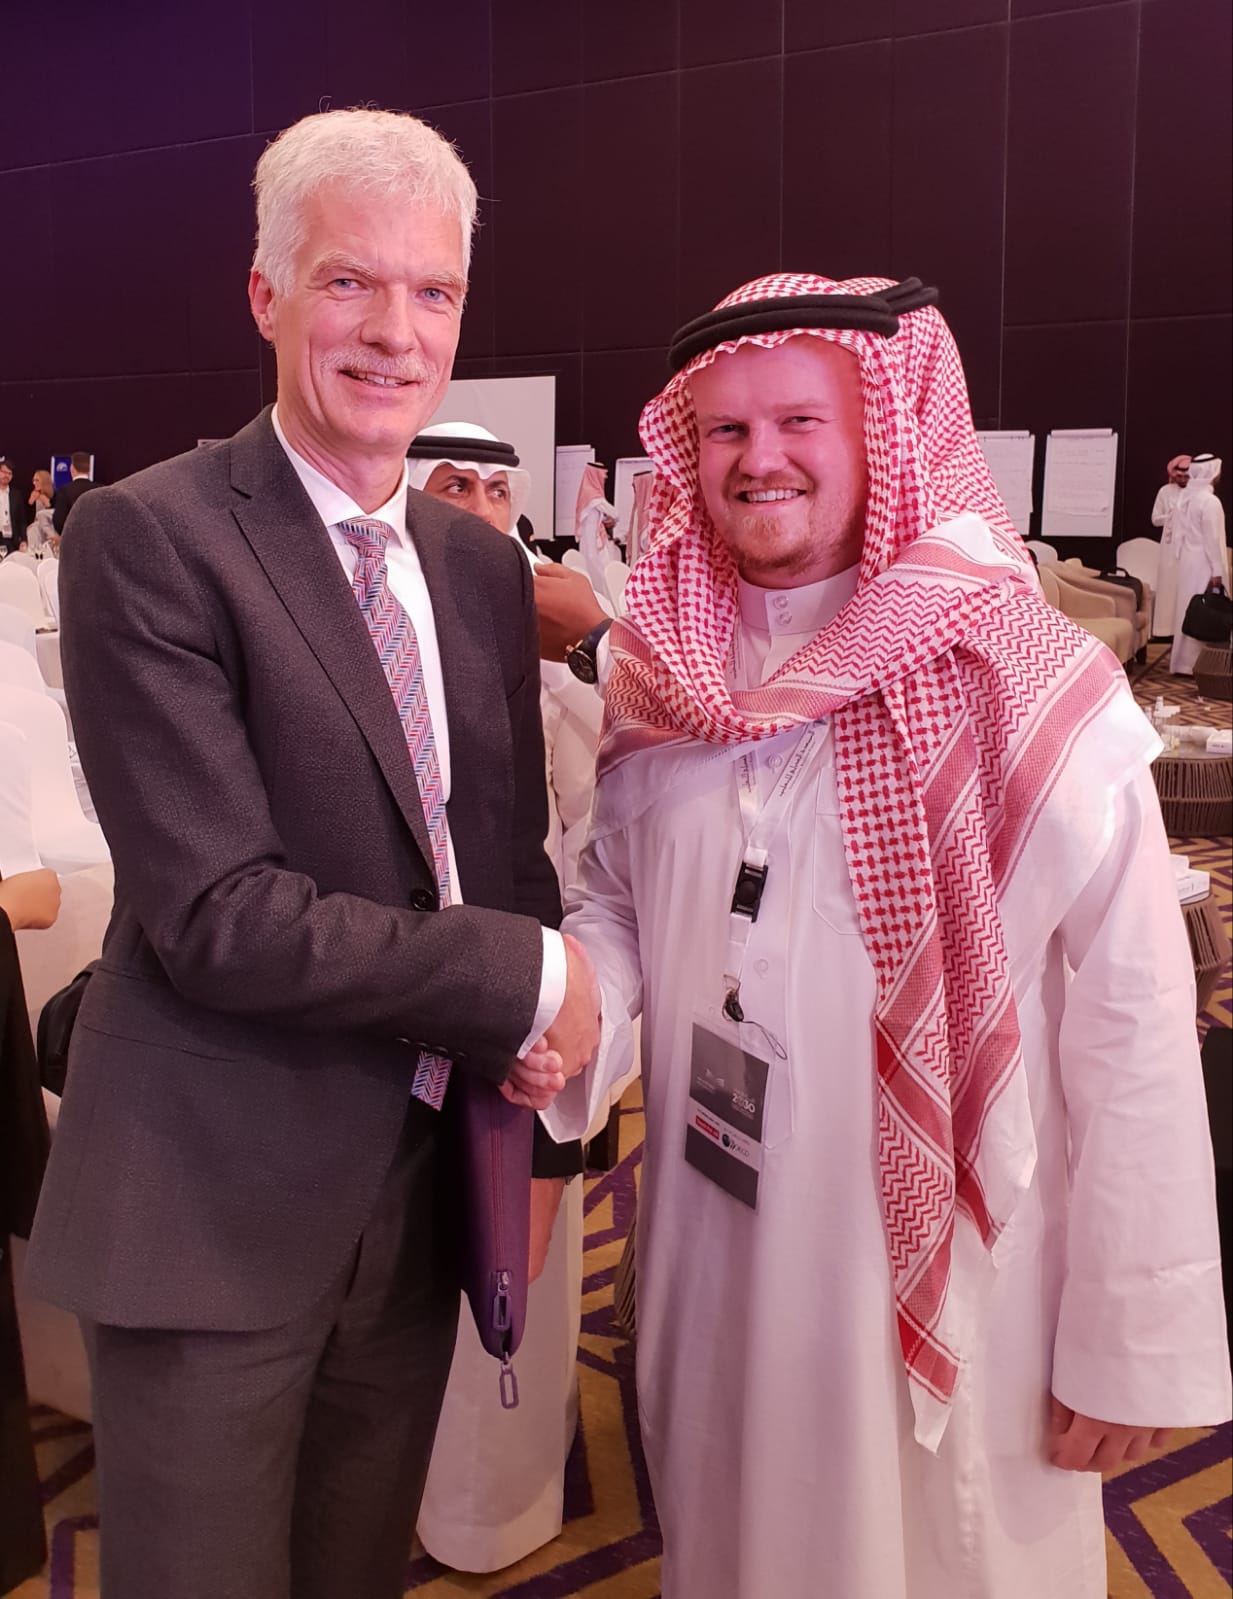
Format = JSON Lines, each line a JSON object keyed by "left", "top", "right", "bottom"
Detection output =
{"left": 1057, "top": 562, "right": 1151, "bottom": 659}
{"left": 1038, "top": 566, "right": 1134, "bottom": 662}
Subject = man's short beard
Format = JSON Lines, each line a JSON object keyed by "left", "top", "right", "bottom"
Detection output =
{"left": 721, "top": 496, "right": 863, "bottom": 584}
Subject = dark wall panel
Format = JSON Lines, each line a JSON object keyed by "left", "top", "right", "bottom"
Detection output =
{"left": 682, "top": 0, "right": 782, "bottom": 67}
{"left": 1125, "top": 317, "right": 1233, "bottom": 528}
{"left": 493, "top": 1, "right": 582, "bottom": 97}
{"left": 679, "top": 60, "right": 783, "bottom": 322}
{"left": 584, "top": 0, "right": 679, "bottom": 82}
{"left": 581, "top": 76, "right": 679, "bottom": 352}
{"left": 890, "top": 25, "right": 1007, "bottom": 420}
{"left": 1132, "top": 0, "right": 1232, "bottom": 318}
{"left": 0, "top": 0, "right": 1227, "bottom": 550}
{"left": 491, "top": 90, "right": 584, "bottom": 356}
{"left": 423, "top": 101, "right": 496, "bottom": 361}
{"left": 252, "top": 0, "right": 327, "bottom": 133}
{"left": 406, "top": 0, "right": 493, "bottom": 109}
{"left": 786, "top": 0, "right": 892, "bottom": 51}
{"left": 1005, "top": 6, "right": 1138, "bottom": 326}
{"left": 582, "top": 350, "right": 668, "bottom": 465}
{"left": 782, "top": 45, "right": 895, "bottom": 280}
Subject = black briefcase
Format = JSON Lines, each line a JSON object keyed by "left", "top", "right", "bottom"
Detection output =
{"left": 1182, "top": 584, "right": 1233, "bottom": 645}
{"left": 34, "top": 961, "right": 96, "bottom": 1096}
{"left": 1098, "top": 565, "right": 1144, "bottom": 609}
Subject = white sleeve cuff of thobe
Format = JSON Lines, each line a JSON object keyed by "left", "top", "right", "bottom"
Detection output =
{"left": 539, "top": 970, "right": 634, "bottom": 1144}
{"left": 595, "top": 634, "right": 614, "bottom": 693}
{"left": 517, "top": 927, "right": 567, "bottom": 1058}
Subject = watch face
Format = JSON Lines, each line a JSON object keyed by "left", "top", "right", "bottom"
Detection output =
{"left": 566, "top": 646, "right": 599, "bottom": 684}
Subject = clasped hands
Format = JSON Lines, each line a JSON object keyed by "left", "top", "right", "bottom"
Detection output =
{"left": 500, "top": 933, "right": 600, "bottom": 1112}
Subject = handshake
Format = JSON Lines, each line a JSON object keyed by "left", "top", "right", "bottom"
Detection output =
{"left": 499, "top": 933, "right": 600, "bottom": 1112}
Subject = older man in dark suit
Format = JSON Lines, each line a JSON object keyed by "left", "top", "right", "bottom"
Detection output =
{"left": 24, "top": 108, "right": 599, "bottom": 1599}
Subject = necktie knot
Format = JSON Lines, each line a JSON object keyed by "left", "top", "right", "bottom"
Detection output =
{"left": 339, "top": 516, "right": 394, "bottom": 560}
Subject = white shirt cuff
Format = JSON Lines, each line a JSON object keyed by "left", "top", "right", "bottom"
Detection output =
{"left": 596, "top": 633, "right": 614, "bottom": 693}
{"left": 518, "top": 927, "right": 567, "bottom": 1057}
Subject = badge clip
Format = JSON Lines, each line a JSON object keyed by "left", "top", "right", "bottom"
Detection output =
{"left": 730, "top": 861, "right": 768, "bottom": 922}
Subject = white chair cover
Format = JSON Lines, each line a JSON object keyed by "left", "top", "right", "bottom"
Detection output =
{"left": 37, "top": 630, "right": 63, "bottom": 690}
{"left": 0, "top": 601, "right": 38, "bottom": 657}
{"left": 38, "top": 556, "right": 60, "bottom": 626}
{"left": 4, "top": 551, "right": 38, "bottom": 572}
{"left": 561, "top": 549, "right": 587, "bottom": 574}
{"left": 1115, "top": 537, "right": 1162, "bottom": 633}
{"left": 0, "top": 638, "right": 71, "bottom": 732}
{"left": 0, "top": 640, "right": 47, "bottom": 696}
{"left": 0, "top": 685, "right": 109, "bottom": 871}
{"left": 0, "top": 562, "right": 47, "bottom": 625}
{"left": 0, "top": 721, "right": 42, "bottom": 877}
{"left": 604, "top": 560, "right": 631, "bottom": 614}
{"left": 1025, "top": 540, "right": 1059, "bottom": 564}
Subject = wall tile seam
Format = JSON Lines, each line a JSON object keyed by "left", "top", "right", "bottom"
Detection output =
{"left": 0, "top": 129, "right": 264, "bottom": 180}
{"left": 0, "top": 370, "right": 262, "bottom": 386}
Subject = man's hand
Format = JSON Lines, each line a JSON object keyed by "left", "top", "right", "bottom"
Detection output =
{"left": 500, "top": 1050, "right": 567, "bottom": 1111}
{"left": 1048, "top": 1396, "right": 1173, "bottom": 1472}
{"left": 0, "top": 868, "right": 62, "bottom": 931}
{"left": 544, "top": 933, "right": 600, "bottom": 1077}
{"left": 499, "top": 935, "right": 600, "bottom": 1111}
{"left": 529, "top": 1177, "right": 566, "bottom": 1282}
{"left": 534, "top": 562, "right": 607, "bottom": 661}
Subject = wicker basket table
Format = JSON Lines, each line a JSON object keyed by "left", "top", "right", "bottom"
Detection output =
{"left": 1194, "top": 646, "right": 1233, "bottom": 703}
{"left": 1152, "top": 746, "right": 1233, "bottom": 836}
{"left": 1183, "top": 893, "right": 1233, "bottom": 1014}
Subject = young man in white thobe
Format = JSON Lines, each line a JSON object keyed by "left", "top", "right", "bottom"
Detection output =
{"left": 536, "top": 274, "right": 1232, "bottom": 1599}
{"left": 1152, "top": 452, "right": 1191, "bottom": 639}
{"left": 1164, "top": 453, "right": 1228, "bottom": 674}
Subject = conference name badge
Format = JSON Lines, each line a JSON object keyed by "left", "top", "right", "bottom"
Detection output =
{"left": 684, "top": 1020, "right": 770, "bottom": 1210}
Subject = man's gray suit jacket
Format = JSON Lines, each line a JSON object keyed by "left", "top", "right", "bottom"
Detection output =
{"left": 25, "top": 408, "right": 563, "bottom": 1332}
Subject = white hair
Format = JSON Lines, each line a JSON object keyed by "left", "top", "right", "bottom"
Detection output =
{"left": 252, "top": 107, "right": 478, "bottom": 293}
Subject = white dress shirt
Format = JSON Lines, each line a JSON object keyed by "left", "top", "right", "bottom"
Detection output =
{"left": 271, "top": 409, "right": 565, "bottom": 1054}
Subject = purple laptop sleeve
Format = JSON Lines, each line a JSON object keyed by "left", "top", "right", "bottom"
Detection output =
{"left": 454, "top": 1071, "right": 533, "bottom": 1408}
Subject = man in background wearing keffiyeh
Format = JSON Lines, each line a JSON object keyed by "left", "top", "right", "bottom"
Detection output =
{"left": 536, "top": 273, "right": 1230, "bottom": 1599}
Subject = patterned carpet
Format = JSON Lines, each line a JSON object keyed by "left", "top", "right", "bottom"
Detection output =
{"left": 15, "top": 649, "right": 1231, "bottom": 1599}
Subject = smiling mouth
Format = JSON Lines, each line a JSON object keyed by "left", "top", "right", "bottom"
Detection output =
{"left": 736, "top": 488, "right": 806, "bottom": 504}
{"left": 342, "top": 370, "right": 414, "bottom": 389}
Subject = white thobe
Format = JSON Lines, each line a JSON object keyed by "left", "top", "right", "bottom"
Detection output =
{"left": 1166, "top": 490, "right": 1228, "bottom": 673}
{"left": 418, "top": 537, "right": 606, "bottom": 1573}
{"left": 544, "top": 567, "right": 1231, "bottom": 1599}
{"left": 1151, "top": 482, "right": 1182, "bottom": 637}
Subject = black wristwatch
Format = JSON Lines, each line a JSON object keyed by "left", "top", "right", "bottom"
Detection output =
{"left": 564, "top": 617, "right": 613, "bottom": 684}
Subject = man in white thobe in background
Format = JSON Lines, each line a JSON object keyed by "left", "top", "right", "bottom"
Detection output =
{"left": 1165, "top": 453, "right": 1228, "bottom": 674}
{"left": 1152, "top": 453, "right": 1190, "bottom": 639}
{"left": 536, "top": 273, "right": 1231, "bottom": 1599}
{"left": 408, "top": 422, "right": 609, "bottom": 1572}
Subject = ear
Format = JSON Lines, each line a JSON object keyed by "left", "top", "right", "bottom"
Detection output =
{"left": 249, "top": 269, "right": 278, "bottom": 344}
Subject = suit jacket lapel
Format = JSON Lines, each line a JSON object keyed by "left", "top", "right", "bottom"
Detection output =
{"left": 227, "top": 411, "right": 434, "bottom": 872}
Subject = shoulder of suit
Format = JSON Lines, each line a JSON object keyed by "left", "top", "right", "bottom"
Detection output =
{"left": 408, "top": 488, "right": 526, "bottom": 574}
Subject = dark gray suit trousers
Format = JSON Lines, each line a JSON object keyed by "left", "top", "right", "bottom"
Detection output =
{"left": 83, "top": 1099, "right": 459, "bottom": 1599}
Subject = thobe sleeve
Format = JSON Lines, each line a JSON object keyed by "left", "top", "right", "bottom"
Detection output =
{"left": 1050, "top": 767, "right": 1231, "bottom": 1427}
{"left": 1202, "top": 499, "right": 1228, "bottom": 585}
{"left": 538, "top": 828, "right": 643, "bottom": 1144}
{"left": 1150, "top": 486, "right": 1170, "bottom": 527}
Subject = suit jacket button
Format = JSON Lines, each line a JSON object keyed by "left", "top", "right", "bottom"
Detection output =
{"left": 411, "top": 889, "right": 436, "bottom": 911}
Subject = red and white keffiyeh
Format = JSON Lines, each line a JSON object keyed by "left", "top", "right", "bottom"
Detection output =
{"left": 601, "top": 273, "right": 1127, "bottom": 1447}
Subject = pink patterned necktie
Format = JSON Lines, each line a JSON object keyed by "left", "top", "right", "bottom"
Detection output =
{"left": 339, "top": 516, "right": 452, "bottom": 1110}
